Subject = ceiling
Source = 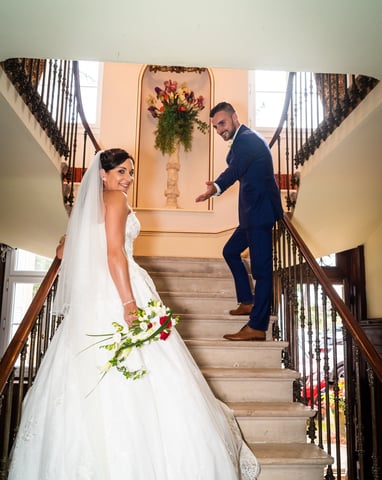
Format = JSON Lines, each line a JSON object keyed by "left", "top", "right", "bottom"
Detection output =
{"left": 0, "top": 0, "right": 381, "bottom": 80}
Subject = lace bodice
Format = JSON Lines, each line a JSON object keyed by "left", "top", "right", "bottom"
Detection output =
{"left": 124, "top": 210, "right": 140, "bottom": 258}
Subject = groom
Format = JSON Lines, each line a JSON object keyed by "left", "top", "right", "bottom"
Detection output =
{"left": 196, "top": 102, "right": 283, "bottom": 341}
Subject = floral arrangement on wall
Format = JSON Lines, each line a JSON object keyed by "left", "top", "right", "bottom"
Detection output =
{"left": 147, "top": 79, "right": 208, "bottom": 155}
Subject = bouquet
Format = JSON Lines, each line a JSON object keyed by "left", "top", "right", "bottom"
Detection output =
{"left": 86, "top": 300, "right": 179, "bottom": 386}
{"left": 147, "top": 79, "right": 208, "bottom": 155}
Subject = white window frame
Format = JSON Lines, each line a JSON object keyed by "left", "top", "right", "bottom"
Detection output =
{"left": 0, "top": 249, "right": 52, "bottom": 357}
{"left": 78, "top": 60, "right": 103, "bottom": 127}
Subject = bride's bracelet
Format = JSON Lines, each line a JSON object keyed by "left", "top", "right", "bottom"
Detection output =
{"left": 122, "top": 299, "right": 135, "bottom": 307}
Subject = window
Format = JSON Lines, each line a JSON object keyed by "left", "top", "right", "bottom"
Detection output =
{"left": 0, "top": 249, "right": 52, "bottom": 356}
{"left": 78, "top": 61, "right": 102, "bottom": 125}
{"left": 13, "top": 248, "right": 52, "bottom": 272}
{"left": 249, "top": 70, "right": 289, "bottom": 129}
{"left": 249, "top": 70, "right": 324, "bottom": 130}
{"left": 318, "top": 253, "right": 336, "bottom": 267}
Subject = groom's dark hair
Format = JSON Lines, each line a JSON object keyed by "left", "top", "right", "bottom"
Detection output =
{"left": 210, "top": 102, "right": 236, "bottom": 118}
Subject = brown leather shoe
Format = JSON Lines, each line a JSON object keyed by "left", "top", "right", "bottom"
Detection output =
{"left": 229, "top": 303, "right": 254, "bottom": 315}
{"left": 223, "top": 325, "right": 266, "bottom": 341}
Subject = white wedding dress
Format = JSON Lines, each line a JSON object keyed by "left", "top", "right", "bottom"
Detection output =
{"left": 8, "top": 211, "right": 260, "bottom": 480}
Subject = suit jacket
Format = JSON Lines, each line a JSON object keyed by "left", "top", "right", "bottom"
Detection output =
{"left": 215, "top": 125, "right": 283, "bottom": 229}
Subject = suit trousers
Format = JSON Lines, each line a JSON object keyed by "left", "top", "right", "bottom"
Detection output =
{"left": 223, "top": 225, "right": 273, "bottom": 331}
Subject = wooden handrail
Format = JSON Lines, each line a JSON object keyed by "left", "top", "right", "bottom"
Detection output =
{"left": 0, "top": 256, "right": 61, "bottom": 395}
{"left": 282, "top": 214, "right": 382, "bottom": 382}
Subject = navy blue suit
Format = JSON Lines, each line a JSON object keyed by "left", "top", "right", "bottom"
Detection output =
{"left": 215, "top": 125, "right": 283, "bottom": 331}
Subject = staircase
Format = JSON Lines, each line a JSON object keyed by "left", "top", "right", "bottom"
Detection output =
{"left": 136, "top": 255, "right": 333, "bottom": 480}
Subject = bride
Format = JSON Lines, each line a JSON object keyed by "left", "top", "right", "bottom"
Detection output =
{"left": 8, "top": 149, "right": 259, "bottom": 479}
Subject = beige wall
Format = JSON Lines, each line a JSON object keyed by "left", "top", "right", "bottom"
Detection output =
{"left": 365, "top": 222, "right": 382, "bottom": 318}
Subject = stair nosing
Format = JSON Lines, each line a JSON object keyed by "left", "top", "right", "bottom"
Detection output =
{"left": 227, "top": 401, "right": 316, "bottom": 418}
{"left": 149, "top": 271, "right": 234, "bottom": 278}
{"left": 185, "top": 339, "right": 288, "bottom": 348}
{"left": 160, "top": 291, "right": 237, "bottom": 299}
{"left": 179, "top": 313, "right": 279, "bottom": 319}
{"left": 201, "top": 367, "right": 298, "bottom": 379}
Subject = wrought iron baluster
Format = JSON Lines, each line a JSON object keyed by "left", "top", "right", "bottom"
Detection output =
{"left": 354, "top": 345, "right": 366, "bottom": 480}
{"left": 0, "top": 373, "right": 14, "bottom": 479}
{"left": 55, "top": 59, "right": 64, "bottom": 132}
{"left": 331, "top": 307, "right": 344, "bottom": 478}
{"left": 35, "top": 309, "right": 45, "bottom": 371}
{"left": 366, "top": 365, "right": 381, "bottom": 480}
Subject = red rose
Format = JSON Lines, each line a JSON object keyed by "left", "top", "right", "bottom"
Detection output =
{"left": 160, "top": 331, "right": 171, "bottom": 340}
{"left": 160, "top": 316, "right": 172, "bottom": 328}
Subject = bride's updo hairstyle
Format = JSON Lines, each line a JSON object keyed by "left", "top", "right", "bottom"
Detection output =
{"left": 100, "top": 148, "right": 134, "bottom": 171}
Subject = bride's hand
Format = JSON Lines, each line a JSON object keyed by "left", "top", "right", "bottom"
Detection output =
{"left": 124, "top": 302, "right": 138, "bottom": 327}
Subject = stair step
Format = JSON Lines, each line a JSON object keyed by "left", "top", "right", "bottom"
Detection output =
{"left": 185, "top": 338, "right": 287, "bottom": 369}
{"left": 228, "top": 402, "right": 315, "bottom": 443}
{"left": 161, "top": 291, "right": 237, "bottom": 314}
{"left": 150, "top": 272, "right": 235, "bottom": 294}
{"left": 201, "top": 367, "right": 298, "bottom": 402}
{"left": 177, "top": 314, "right": 276, "bottom": 341}
{"left": 251, "top": 443, "right": 333, "bottom": 480}
{"left": 136, "top": 255, "right": 237, "bottom": 276}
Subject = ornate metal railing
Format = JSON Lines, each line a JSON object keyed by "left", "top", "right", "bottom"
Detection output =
{"left": 1, "top": 58, "right": 100, "bottom": 212}
{"left": 273, "top": 215, "right": 382, "bottom": 480}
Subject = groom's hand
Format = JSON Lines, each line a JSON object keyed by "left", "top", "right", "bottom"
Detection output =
{"left": 195, "top": 181, "right": 217, "bottom": 202}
